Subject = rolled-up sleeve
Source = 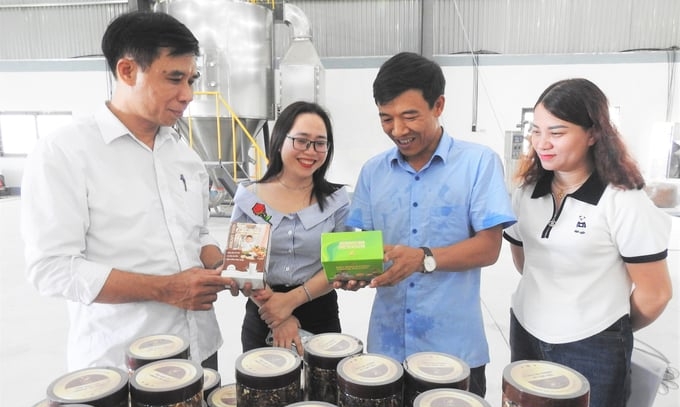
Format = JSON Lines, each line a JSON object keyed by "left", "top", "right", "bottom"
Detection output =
{"left": 21, "top": 132, "right": 111, "bottom": 304}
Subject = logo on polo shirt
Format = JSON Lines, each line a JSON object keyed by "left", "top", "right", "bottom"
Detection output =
{"left": 574, "top": 216, "right": 587, "bottom": 234}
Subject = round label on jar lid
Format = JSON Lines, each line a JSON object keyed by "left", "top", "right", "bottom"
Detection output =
{"left": 47, "top": 367, "right": 128, "bottom": 404}
{"left": 130, "top": 359, "right": 203, "bottom": 405}
{"left": 236, "top": 347, "right": 300, "bottom": 376}
{"left": 504, "top": 360, "right": 589, "bottom": 397}
{"left": 338, "top": 353, "right": 403, "bottom": 385}
{"left": 132, "top": 358, "right": 202, "bottom": 391}
{"left": 306, "top": 333, "right": 363, "bottom": 358}
{"left": 127, "top": 333, "right": 188, "bottom": 359}
{"left": 207, "top": 383, "right": 236, "bottom": 407}
{"left": 414, "top": 388, "right": 491, "bottom": 407}
{"left": 404, "top": 352, "right": 470, "bottom": 383}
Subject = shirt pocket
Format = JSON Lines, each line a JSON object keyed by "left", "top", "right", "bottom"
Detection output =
{"left": 177, "top": 171, "right": 206, "bottom": 226}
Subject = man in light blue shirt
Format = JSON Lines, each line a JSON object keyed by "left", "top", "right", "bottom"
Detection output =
{"left": 343, "top": 52, "right": 516, "bottom": 397}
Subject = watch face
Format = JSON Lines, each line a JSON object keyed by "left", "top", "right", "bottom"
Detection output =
{"left": 424, "top": 256, "right": 436, "bottom": 272}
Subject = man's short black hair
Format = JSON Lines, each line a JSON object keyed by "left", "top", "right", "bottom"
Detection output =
{"left": 101, "top": 11, "right": 200, "bottom": 77}
{"left": 373, "top": 52, "right": 445, "bottom": 108}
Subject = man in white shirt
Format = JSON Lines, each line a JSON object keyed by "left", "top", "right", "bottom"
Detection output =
{"left": 20, "top": 11, "right": 240, "bottom": 371}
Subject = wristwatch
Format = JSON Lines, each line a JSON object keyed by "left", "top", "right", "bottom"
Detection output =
{"left": 420, "top": 247, "right": 436, "bottom": 273}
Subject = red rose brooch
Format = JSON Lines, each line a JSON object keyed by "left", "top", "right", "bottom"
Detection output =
{"left": 252, "top": 202, "right": 272, "bottom": 224}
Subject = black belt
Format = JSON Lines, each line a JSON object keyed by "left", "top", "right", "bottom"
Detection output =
{"left": 269, "top": 284, "right": 302, "bottom": 293}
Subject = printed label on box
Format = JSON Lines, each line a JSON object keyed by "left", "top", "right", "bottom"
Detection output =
{"left": 222, "top": 222, "right": 271, "bottom": 289}
{"left": 321, "top": 230, "right": 384, "bottom": 282}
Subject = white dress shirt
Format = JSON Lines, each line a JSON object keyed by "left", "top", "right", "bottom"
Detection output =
{"left": 21, "top": 104, "right": 222, "bottom": 370}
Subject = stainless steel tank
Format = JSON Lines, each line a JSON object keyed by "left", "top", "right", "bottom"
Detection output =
{"left": 154, "top": 0, "right": 324, "bottom": 212}
{"left": 155, "top": 0, "right": 274, "bottom": 179}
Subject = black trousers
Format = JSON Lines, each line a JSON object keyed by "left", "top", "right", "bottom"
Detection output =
{"left": 241, "top": 286, "right": 341, "bottom": 352}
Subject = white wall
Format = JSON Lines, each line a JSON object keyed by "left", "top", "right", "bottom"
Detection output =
{"left": 1, "top": 54, "right": 679, "bottom": 190}
{"left": 0, "top": 68, "right": 110, "bottom": 188}
{"left": 324, "top": 59, "right": 679, "bottom": 189}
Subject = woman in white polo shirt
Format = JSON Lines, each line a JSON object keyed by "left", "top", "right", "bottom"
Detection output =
{"left": 503, "top": 78, "right": 672, "bottom": 407}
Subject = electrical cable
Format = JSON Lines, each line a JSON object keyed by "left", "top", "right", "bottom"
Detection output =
{"left": 665, "top": 46, "right": 678, "bottom": 122}
{"left": 450, "top": 0, "right": 506, "bottom": 138}
{"left": 481, "top": 298, "right": 510, "bottom": 348}
{"left": 633, "top": 337, "right": 679, "bottom": 395}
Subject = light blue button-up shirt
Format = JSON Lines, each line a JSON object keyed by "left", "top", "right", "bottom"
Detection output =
{"left": 347, "top": 131, "right": 515, "bottom": 368}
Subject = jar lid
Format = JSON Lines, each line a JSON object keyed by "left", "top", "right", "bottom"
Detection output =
{"left": 337, "top": 353, "right": 403, "bottom": 399}
{"left": 46, "top": 366, "right": 128, "bottom": 407}
{"left": 31, "top": 400, "right": 49, "bottom": 407}
{"left": 207, "top": 383, "right": 236, "bottom": 407}
{"left": 304, "top": 333, "right": 364, "bottom": 369}
{"left": 235, "top": 347, "right": 302, "bottom": 390}
{"left": 502, "top": 360, "right": 590, "bottom": 402}
{"left": 203, "top": 368, "right": 221, "bottom": 399}
{"left": 130, "top": 358, "right": 204, "bottom": 405}
{"left": 414, "top": 388, "right": 491, "bottom": 407}
{"left": 404, "top": 351, "right": 470, "bottom": 386}
{"left": 126, "top": 333, "right": 189, "bottom": 370}
{"left": 286, "top": 402, "right": 338, "bottom": 406}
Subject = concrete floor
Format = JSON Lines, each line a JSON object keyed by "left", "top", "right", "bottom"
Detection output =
{"left": 1, "top": 196, "right": 678, "bottom": 406}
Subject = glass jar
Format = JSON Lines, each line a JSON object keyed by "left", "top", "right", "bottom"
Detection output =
{"left": 336, "top": 353, "right": 403, "bottom": 407}
{"left": 235, "top": 347, "right": 302, "bottom": 407}
{"left": 206, "top": 383, "right": 236, "bottom": 407}
{"left": 413, "top": 388, "right": 491, "bottom": 407}
{"left": 403, "top": 351, "right": 470, "bottom": 407}
{"left": 126, "top": 333, "right": 190, "bottom": 374}
{"left": 130, "top": 358, "right": 204, "bottom": 407}
{"left": 304, "top": 332, "right": 363, "bottom": 403}
{"left": 502, "top": 360, "right": 590, "bottom": 407}
{"left": 46, "top": 366, "right": 128, "bottom": 407}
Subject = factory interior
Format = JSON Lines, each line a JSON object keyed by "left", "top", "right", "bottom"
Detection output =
{"left": 1, "top": 0, "right": 679, "bottom": 406}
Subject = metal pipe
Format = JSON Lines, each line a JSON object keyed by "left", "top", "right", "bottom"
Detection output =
{"left": 282, "top": 2, "right": 311, "bottom": 39}
{"left": 471, "top": 54, "right": 479, "bottom": 132}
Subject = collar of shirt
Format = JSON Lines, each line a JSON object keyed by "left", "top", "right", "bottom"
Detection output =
{"left": 531, "top": 171, "right": 606, "bottom": 205}
{"left": 94, "top": 104, "right": 179, "bottom": 148}
{"left": 387, "top": 127, "right": 451, "bottom": 172}
{"left": 234, "top": 182, "right": 349, "bottom": 229}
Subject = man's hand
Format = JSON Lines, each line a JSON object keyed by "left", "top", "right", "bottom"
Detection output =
{"left": 163, "top": 267, "right": 238, "bottom": 310}
{"left": 370, "top": 244, "right": 422, "bottom": 287}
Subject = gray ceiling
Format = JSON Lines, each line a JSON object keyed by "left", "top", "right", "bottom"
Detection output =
{"left": 0, "top": 0, "right": 678, "bottom": 60}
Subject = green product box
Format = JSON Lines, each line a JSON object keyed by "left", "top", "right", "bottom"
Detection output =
{"left": 321, "top": 230, "right": 384, "bottom": 282}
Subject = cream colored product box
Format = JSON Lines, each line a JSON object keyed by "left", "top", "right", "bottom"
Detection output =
{"left": 222, "top": 222, "right": 271, "bottom": 290}
{"left": 321, "top": 230, "right": 384, "bottom": 282}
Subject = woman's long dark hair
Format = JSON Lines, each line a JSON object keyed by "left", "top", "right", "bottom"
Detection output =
{"left": 517, "top": 78, "right": 644, "bottom": 190}
{"left": 258, "top": 101, "right": 342, "bottom": 211}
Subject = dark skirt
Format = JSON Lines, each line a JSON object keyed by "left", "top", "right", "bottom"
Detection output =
{"left": 241, "top": 285, "right": 341, "bottom": 352}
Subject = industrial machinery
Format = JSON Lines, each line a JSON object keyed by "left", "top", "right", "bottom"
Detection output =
{"left": 153, "top": 0, "right": 324, "bottom": 214}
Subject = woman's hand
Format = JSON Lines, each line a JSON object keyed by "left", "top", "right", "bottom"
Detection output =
{"left": 259, "top": 292, "right": 296, "bottom": 328}
{"left": 249, "top": 286, "right": 273, "bottom": 307}
{"left": 271, "top": 316, "right": 303, "bottom": 355}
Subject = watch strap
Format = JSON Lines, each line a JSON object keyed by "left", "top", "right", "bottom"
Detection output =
{"left": 420, "top": 247, "right": 434, "bottom": 257}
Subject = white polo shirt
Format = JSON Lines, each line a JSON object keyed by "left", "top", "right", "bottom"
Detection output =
{"left": 504, "top": 173, "right": 670, "bottom": 343}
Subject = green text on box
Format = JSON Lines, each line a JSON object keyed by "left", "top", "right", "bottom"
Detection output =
{"left": 321, "top": 230, "right": 384, "bottom": 281}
